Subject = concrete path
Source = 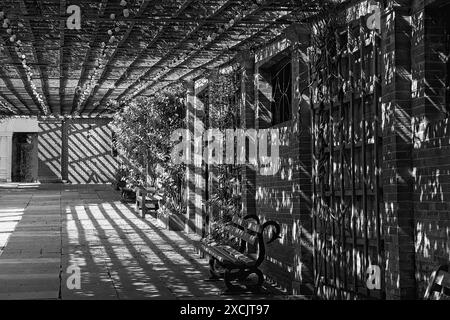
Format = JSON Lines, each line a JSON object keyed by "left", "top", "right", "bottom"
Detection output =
{"left": 0, "top": 184, "right": 285, "bottom": 300}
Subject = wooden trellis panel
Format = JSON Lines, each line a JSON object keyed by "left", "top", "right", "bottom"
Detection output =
{"left": 310, "top": 18, "right": 383, "bottom": 300}
{"left": 204, "top": 71, "right": 243, "bottom": 233}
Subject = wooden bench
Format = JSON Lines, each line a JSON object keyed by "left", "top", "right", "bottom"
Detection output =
{"left": 135, "top": 187, "right": 160, "bottom": 219}
{"left": 424, "top": 265, "right": 450, "bottom": 300}
{"left": 118, "top": 186, "right": 136, "bottom": 202}
{"left": 200, "top": 214, "right": 280, "bottom": 292}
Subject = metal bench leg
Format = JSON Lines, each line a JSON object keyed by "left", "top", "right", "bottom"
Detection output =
{"left": 141, "top": 192, "right": 147, "bottom": 218}
{"left": 245, "top": 268, "right": 264, "bottom": 292}
{"left": 224, "top": 269, "right": 241, "bottom": 292}
{"left": 135, "top": 189, "right": 140, "bottom": 211}
{"left": 223, "top": 268, "right": 264, "bottom": 293}
{"left": 208, "top": 258, "right": 221, "bottom": 280}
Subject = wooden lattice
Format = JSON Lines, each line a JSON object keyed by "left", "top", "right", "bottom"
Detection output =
{"left": 0, "top": 0, "right": 330, "bottom": 116}
{"left": 311, "top": 16, "right": 384, "bottom": 300}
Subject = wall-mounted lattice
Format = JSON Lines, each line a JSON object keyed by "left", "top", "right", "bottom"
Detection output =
{"left": 311, "top": 16, "right": 383, "bottom": 300}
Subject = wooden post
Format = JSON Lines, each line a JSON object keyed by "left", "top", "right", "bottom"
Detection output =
{"left": 141, "top": 188, "right": 147, "bottom": 218}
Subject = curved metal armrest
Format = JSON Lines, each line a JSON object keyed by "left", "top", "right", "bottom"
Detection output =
{"left": 262, "top": 220, "right": 281, "bottom": 244}
{"left": 243, "top": 214, "right": 281, "bottom": 245}
{"left": 244, "top": 214, "right": 260, "bottom": 224}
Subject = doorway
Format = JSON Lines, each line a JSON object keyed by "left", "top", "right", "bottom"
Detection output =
{"left": 11, "top": 133, "right": 38, "bottom": 183}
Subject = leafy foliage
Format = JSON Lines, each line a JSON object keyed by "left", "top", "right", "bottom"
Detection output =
{"left": 204, "top": 70, "right": 243, "bottom": 242}
{"left": 112, "top": 84, "right": 186, "bottom": 213}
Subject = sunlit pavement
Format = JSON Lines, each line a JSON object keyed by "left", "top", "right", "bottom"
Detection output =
{"left": 0, "top": 184, "right": 288, "bottom": 300}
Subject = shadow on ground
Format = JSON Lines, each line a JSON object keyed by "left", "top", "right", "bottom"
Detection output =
{"left": 0, "top": 183, "right": 289, "bottom": 300}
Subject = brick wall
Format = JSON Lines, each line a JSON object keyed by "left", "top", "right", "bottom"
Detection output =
{"left": 411, "top": 1, "right": 450, "bottom": 297}
{"left": 252, "top": 27, "right": 313, "bottom": 295}
{"left": 381, "top": 1, "right": 417, "bottom": 299}
{"left": 255, "top": 119, "right": 307, "bottom": 293}
{"left": 181, "top": 0, "right": 450, "bottom": 299}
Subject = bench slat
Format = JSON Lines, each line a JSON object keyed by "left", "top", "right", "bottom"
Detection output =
{"left": 225, "top": 225, "right": 257, "bottom": 245}
{"left": 202, "top": 245, "right": 241, "bottom": 265}
{"left": 231, "top": 216, "right": 262, "bottom": 233}
{"left": 220, "top": 246, "right": 255, "bottom": 265}
{"left": 213, "top": 246, "right": 243, "bottom": 265}
{"left": 201, "top": 244, "right": 255, "bottom": 267}
{"left": 136, "top": 196, "right": 159, "bottom": 209}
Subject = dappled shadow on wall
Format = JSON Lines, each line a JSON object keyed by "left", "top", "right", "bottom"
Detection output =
{"left": 67, "top": 122, "right": 118, "bottom": 184}
{"left": 253, "top": 122, "right": 313, "bottom": 293}
{"left": 413, "top": 116, "right": 450, "bottom": 296}
{"left": 38, "top": 122, "right": 62, "bottom": 182}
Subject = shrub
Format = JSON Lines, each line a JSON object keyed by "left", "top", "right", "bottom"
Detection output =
{"left": 112, "top": 84, "right": 186, "bottom": 213}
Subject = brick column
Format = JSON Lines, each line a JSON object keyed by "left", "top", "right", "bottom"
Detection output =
{"left": 236, "top": 51, "right": 257, "bottom": 217}
{"left": 286, "top": 24, "right": 314, "bottom": 296}
{"left": 381, "top": 0, "right": 417, "bottom": 299}
{"left": 410, "top": 0, "right": 450, "bottom": 295}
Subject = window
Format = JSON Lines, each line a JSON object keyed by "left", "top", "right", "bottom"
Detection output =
{"left": 271, "top": 60, "right": 292, "bottom": 125}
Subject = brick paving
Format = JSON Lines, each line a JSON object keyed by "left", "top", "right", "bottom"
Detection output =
{"left": 0, "top": 184, "right": 287, "bottom": 300}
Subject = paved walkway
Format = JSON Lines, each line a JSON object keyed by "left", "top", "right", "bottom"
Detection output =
{"left": 0, "top": 184, "right": 286, "bottom": 300}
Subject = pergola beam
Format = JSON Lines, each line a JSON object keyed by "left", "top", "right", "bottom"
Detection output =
{"left": 19, "top": 0, "right": 52, "bottom": 113}
{"left": 145, "top": 39, "right": 267, "bottom": 96}
{"left": 0, "top": 65, "right": 34, "bottom": 114}
{"left": 116, "top": 0, "right": 240, "bottom": 102}
{"left": 69, "top": 0, "right": 109, "bottom": 115}
{"left": 0, "top": 33, "right": 43, "bottom": 114}
{"left": 0, "top": 0, "right": 322, "bottom": 116}
{"left": 119, "top": 0, "right": 283, "bottom": 102}
{"left": 89, "top": 0, "right": 198, "bottom": 115}
{"left": 142, "top": 8, "right": 297, "bottom": 97}
{"left": 0, "top": 93, "right": 24, "bottom": 115}
{"left": 78, "top": 0, "right": 153, "bottom": 114}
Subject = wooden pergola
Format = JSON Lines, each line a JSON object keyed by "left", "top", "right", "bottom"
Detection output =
{"left": 0, "top": 0, "right": 329, "bottom": 117}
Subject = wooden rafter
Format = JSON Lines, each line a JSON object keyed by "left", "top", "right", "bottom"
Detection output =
{"left": 0, "top": 31, "right": 43, "bottom": 114}
{"left": 68, "top": 0, "right": 109, "bottom": 115}
{"left": 0, "top": 63, "right": 33, "bottom": 114}
{"left": 116, "top": 0, "right": 239, "bottom": 102}
{"left": 0, "top": 92, "right": 24, "bottom": 115}
{"left": 0, "top": 0, "right": 326, "bottom": 116}
{"left": 119, "top": 0, "right": 280, "bottom": 102}
{"left": 78, "top": 0, "right": 153, "bottom": 114}
{"left": 19, "top": 0, "right": 52, "bottom": 113}
{"left": 144, "top": 20, "right": 289, "bottom": 97}
{"left": 141, "top": 6, "right": 297, "bottom": 97}
{"left": 89, "top": 0, "right": 199, "bottom": 115}
{"left": 100, "top": 12, "right": 289, "bottom": 114}
{"left": 13, "top": 15, "right": 293, "bottom": 25}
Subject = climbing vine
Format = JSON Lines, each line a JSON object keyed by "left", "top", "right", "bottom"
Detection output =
{"left": 112, "top": 84, "right": 186, "bottom": 214}
{"left": 204, "top": 67, "right": 242, "bottom": 241}
{"left": 0, "top": 98, "right": 16, "bottom": 122}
